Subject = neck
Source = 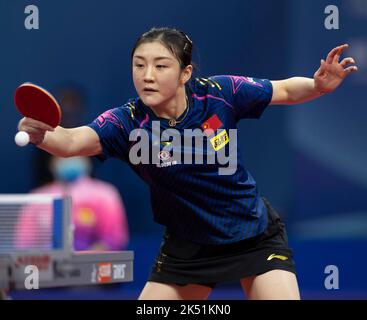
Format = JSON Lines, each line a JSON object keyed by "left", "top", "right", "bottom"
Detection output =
{"left": 151, "top": 87, "right": 187, "bottom": 119}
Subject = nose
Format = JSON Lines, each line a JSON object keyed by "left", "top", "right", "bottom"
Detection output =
{"left": 143, "top": 66, "right": 155, "bottom": 82}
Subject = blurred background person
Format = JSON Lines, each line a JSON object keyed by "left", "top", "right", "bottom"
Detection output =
{"left": 15, "top": 155, "right": 129, "bottom": 251}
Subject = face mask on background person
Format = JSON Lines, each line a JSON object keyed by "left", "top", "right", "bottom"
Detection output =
{"left": 52, "top": 157, "right": 90, "bottom": 182}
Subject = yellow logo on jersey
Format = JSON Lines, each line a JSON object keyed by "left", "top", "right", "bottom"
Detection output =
{"left": 210, "top": 130, "right": 229, "bottom": 151}
{"left": 267, "top": 253, "right": 289, "bottom": 261}
{"left": 77, "top": 208, "right": 96, "bottom": 227}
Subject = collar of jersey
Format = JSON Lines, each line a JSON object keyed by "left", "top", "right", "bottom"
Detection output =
{"left": 138, "top": 86, "right": 194, "bottom": 126}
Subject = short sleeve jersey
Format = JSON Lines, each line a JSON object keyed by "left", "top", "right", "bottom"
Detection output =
{"left": 88, "top": 75, "right": 273, "bottom": 244}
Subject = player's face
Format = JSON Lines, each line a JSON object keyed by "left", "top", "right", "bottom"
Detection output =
{"left": 132, "top": 41, "right": 189, "bottom": 108}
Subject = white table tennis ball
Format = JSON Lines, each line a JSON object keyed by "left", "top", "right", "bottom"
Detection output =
{"left": 15, "top": 131, "right": 30, "bottom": 147}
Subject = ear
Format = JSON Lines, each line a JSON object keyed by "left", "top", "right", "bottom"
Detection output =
{"left": 180, "top": 65, "right": 193, "bottom": 85}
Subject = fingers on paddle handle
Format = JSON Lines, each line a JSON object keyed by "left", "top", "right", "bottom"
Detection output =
{"left": 15, "top": 131, "right": 30, "bottom": 147}
{"left": 19, "top": 117, "right": 55, "bottom": 132}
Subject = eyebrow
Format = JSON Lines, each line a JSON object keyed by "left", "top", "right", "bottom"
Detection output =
{"left": 133, "top": 55, "right": 173, "bottom": 61}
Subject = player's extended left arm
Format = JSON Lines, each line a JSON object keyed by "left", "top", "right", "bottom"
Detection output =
{"left": 270, "top": 44, "right": 358, "bottom": 105}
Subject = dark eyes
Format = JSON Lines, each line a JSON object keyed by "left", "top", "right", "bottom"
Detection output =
{"left": 134, "top": 64, "right": 167, "bottom": 69}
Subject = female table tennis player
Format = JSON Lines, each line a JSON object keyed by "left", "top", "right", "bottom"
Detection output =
{"left": 18, "top": 27, "right": 358, "bottom": 300}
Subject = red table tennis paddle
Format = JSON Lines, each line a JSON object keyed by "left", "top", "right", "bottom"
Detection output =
{"left": 14, "top": 83, "right": 62, "bottom": 146}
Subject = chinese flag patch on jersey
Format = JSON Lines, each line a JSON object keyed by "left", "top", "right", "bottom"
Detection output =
{"left": 201, "top": 114, "right": 223, "bottom": 136}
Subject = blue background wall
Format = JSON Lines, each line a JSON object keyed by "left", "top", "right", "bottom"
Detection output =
{"left": 1, "top": 0, "right": 366, "bottom": 299}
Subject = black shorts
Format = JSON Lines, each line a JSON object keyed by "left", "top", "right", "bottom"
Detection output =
{"left": 148, "top": 197, "right": 296, "bottom": 289}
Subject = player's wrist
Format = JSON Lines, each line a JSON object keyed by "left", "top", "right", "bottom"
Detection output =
{"left": 313, "top": 79, "right": 327, "bottom": 96}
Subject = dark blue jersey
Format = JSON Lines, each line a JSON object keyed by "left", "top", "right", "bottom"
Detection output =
{"left": 88, "top": 75, "right": 273, "bottom": 244}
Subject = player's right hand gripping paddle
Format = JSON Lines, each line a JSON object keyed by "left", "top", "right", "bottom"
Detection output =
{"left": 14, "top": 83, "right": 61, "bottom": 147}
